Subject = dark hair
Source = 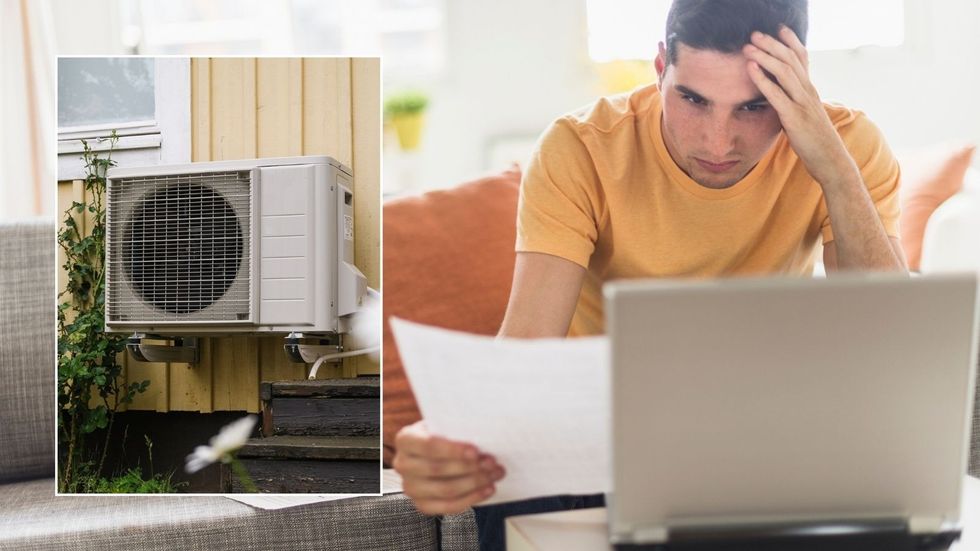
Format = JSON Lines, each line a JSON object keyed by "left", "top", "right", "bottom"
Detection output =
{"left": 665, "top": 0, "right": 808, "bottom": 65}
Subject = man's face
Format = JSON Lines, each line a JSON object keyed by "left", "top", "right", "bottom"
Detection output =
{"left": 656, "top": 42, "right": 783, "bottom": 189}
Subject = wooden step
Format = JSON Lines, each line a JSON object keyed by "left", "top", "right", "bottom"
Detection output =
{"left": 267, "top": 397, "right": 379, "bottom": 437}
{"left": 233, "top": 458, "right": 379, "bottom": 493}
{"left": 237, "top": 435, "right": 379, "bottom": 461}
{"left": 260, "top": 377, "right": 379, "bottom": 400}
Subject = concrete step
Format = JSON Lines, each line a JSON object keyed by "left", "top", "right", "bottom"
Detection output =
{"left": 240, "top": 377, "right": 381, "bottom": 493}
{"left": 233, "top": 457, "right": 379, "bottom": 493}
{"left": 238, "top": 435, "right": 379, "bottom": 461}
{"left": 260, "top": 377, "right": 380, "bottom": 438}
{"left": 260, "top": 376, "right": 380, "bottom": 401}
{"left": 265, "top": 396, "right": 380, "bottom": 437}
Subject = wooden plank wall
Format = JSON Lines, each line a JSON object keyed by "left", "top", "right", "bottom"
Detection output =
{"left": 57, "top": 57, "right": 380, "bottom": 413}
{"left": 350, "top": 58, "right": 381, "bottom": 378}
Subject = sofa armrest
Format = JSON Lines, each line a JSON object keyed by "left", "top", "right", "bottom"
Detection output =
{"left": 0, "top": 220, "right": 56, "bottom": 483}
{"left": 438, "top": 509, "right": 479, "bottom": 551}
{"left": 921, "top": 167, "right": 980, "bottom": 273}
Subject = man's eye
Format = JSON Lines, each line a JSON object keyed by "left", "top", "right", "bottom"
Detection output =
{"left": 681, "top": 94, "right": 705, "bottom": 105}
{"left": 741, "top": 103, "right": 768, "bottom": 112}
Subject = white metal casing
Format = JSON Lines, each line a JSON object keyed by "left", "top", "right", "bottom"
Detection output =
{"left": 104, "top": 155, "right": 365, "bottom": 335}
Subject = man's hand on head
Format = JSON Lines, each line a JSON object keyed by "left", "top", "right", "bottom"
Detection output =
{"left": 743, "top": 25, "right": 860, "bottom": 191}
{"left": 743, "top": 25, "right": 905, "bottom": 272}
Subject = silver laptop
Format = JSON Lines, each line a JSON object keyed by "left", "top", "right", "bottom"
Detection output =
{"left": 604, "top": 274, "right": 979, "bottom": 548}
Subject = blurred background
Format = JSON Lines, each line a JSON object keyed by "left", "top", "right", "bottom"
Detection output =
{"left": 1, "top": 0, "right": 978, "bottom": 213}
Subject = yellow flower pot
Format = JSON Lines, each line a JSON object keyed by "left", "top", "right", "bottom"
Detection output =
{"left": 596, "top": 60, "right": 656, "bottom": 94}
{"left": 391, "top": 112, "right": 426, "bottom": 151}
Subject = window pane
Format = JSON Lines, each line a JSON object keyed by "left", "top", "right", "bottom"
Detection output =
{"left": 129, "top": 0, "right": 291, "bottom": 54}
{"left": 808, "top": 0, "right": 904, "bottom": 51}
{"left": 586, "top": 0, "right": 904, "bottom": 62}
{"left": 58, "top": 58, "right": 155, "bottom": 127}
{"left": 118, "top": 0, "right": 444, "bottom": 76}
{"left": 586, "top": 0, "right": 670, "bottom": 62}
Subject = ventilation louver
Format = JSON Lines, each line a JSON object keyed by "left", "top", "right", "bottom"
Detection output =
{"left": 111, "top": 171, "right": 251, "bottom": 321}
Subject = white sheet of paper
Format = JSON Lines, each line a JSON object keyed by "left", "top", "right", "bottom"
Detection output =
{"left": 390, "top": 318, "right": 611, "bottom": 505}
{"left": 225, "top": 470, "right": 404, "bottom": 510}
{"left": 383, "top": 467, "right": 404, "bottom": 493}
{"left": 226, "top": 494, "right": 353, "bottom": 510}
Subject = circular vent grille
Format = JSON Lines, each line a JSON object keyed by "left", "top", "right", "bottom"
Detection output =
{"left": 124, "top": 183, "right": 244, "bottom": 314}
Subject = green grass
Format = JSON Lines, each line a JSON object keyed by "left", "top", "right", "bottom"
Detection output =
{"left": 76, "top": 467, "right": 185, "bottom": 494}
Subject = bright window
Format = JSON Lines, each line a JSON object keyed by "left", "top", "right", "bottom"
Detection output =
{"left": 807, "top": 1, "right": 904, "bottom": 51}
{"left": 119, "top": 0, "right": 445, "bottom": 78}
{"left": 586, "top": 0, "right": 905, "bottom": 62}
{"left": 58, "top": 58, "right": 155, "bottom": 127}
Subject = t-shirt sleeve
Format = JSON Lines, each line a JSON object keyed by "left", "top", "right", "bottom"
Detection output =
{"left": 819, "top": 111, "right": 901, "bottom": 244}
{"left": 516, "top": 117, "right": 605, "bottom": 269}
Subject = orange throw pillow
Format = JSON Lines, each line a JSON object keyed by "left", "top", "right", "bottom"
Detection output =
{"left": 382, "top": 169, "right": 521, "bottom": 464}
{"left": 898, "top": 143, "right": 977, "bottom": 271}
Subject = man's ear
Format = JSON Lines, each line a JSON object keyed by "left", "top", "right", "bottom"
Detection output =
{"left": 655, "top": 41, "right": 667, "bottom": 86}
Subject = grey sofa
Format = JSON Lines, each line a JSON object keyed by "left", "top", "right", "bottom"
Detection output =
{"left": 0, "top": 220, "right": 478, "bottom": 551}
{"left": 2, "top": 218, "right": 977, "bottom": 550}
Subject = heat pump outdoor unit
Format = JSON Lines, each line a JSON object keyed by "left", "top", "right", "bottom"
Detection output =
{"left": 105, "top": 156, "right": 366, "bottom": 337}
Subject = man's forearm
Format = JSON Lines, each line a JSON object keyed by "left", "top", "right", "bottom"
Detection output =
{"left": 821, "top": 162, "right": 906, "bottom": 272}
{"left": 498, "top": 252, "right": 586, "bottom": 338}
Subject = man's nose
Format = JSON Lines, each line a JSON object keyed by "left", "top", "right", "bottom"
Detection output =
{"left": 704, "top": 113, "right": 736, "bottom": 158}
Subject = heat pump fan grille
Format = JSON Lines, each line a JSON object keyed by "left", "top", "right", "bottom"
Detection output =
{"left": 108, "top": 171, "right": 251, "bottom": 322}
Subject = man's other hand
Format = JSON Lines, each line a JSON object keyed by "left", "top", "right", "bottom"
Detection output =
{"left": 393, "top": 421, "right": 506, "bottom": 515}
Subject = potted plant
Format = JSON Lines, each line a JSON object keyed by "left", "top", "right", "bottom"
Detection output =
{"left": 384, "top": 90, "right": 429, "bottom": 151}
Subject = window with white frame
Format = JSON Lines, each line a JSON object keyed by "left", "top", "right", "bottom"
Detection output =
{"left": 117, "top": 0, "right": 445, "bottom": 79}
{"left": 586, "top": 0, "right": 905, "bottom": 62}
{"left": 57, "top": 57, "right": 190, "bottom": 180}
{"left": 289, "top": 0, "right": 446, "bottom": 79}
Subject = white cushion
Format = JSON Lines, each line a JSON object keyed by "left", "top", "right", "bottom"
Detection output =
{"left": 921, "top": 167, "right": 980, "bottom": 273}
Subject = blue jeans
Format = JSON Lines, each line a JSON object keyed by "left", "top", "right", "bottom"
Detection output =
{"left": 472, "top": 494, "right": 606, "bottom": 551}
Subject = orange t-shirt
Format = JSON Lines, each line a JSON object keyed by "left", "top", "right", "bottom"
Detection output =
{"left": 516, "top": 84, "right": 901, "bottom": 336}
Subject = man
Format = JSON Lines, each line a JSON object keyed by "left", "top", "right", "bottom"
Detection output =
{"left": 394, "top": 0, "right": 908, "bottom": 547}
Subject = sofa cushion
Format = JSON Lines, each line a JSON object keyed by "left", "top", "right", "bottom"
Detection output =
{"left": 0, "top": 478, "right": 437, "bottom": 550}
{"left": 897, "top": 143, "right": 976, "bottom": 271}
{"left": 920, "top": 168, "right": 980, "bottom": 274}
{"left": 382, "top": 169, "right": 521, "bottom": 463}
{"left": 0, "top": 220, "right": 56, "bottom": 483}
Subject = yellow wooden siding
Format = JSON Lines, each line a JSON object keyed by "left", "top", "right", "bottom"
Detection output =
{"left": 57, "top": 57, "right": 380, "bottom": 413}
{"left": 351, "top": 58, "right": 381, "bottom": 377}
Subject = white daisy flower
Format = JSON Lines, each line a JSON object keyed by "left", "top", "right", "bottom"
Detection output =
{"left": 185, "top": 415, "right": 258, "bottom": 473}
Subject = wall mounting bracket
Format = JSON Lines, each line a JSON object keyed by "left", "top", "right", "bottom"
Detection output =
{"left": 126, "top": 333, "right": 200, "bottom": 364}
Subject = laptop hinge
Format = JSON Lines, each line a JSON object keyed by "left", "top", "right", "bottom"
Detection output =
{"left": 630, "top": 526, "right": 668, "bottom": 544}
{"left": 609, "top": 520, "right": 669, "bottom": 545}
{"left": 908, "top": 516, "right": 946, "bottom": 534}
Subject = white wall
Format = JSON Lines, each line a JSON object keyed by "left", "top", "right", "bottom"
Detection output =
{"left": 810, "top": 0, "right": 980, "bottom": 152}
{"left": 49, "top": 0, "right": 125, "bottom": 54}
{"left": 386, "top": 0, "right": 601, "bottom": 190}
{"left": 389, "top": 0, "right": 980, "bottom": 191}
